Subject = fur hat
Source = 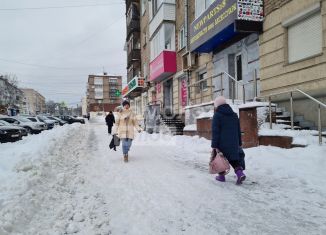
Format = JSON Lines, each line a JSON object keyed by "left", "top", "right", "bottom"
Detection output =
{"left": 214, "top": 96, "right": 226, "bottom": 108}
{"left": 122, "top": 100, "right": 130, "bottom": 107}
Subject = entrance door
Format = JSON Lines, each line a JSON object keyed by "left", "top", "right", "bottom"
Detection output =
{"left": 235, "top": 53, "right": 243, "bottom": 100}
{"left": 164, "top": 79, "right": 173, "bottom": 116}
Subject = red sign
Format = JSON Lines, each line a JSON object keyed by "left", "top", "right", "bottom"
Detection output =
{"left": 181, "top": 79, "right": 187, "bottom": 107}
{"left": 149, "top": 51, "right": 177, "bottom": 82}
{"left": 122, "top": 86, "right": 129, "bottom": 96}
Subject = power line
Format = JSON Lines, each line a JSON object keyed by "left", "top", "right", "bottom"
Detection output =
{"left": 0, "top": 58, "right": 113, "bottom": 70}
{"left": 0, "top": 3, "right": 124, "bottom": 11}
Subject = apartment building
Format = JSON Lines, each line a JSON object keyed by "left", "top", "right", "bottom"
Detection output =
{"left": 86, "top": 73, "right": 122, "bottom": 113}
{"left": 260, "top": 0, "right": 326, "bottom": 126}
{"left": 21, "top": 88, "right": 46, "bottom": 115}
{"left": 0, "top": 76, "right": 24, "bottom": 115}
{"left": 130, "top": 1, "right": 264, "bottom": 124}
{"left": 123, "top": 0, "right": 147, "bottom": 118}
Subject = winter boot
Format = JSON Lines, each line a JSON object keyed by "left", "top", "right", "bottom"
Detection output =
{"left": 124, "top": 154, "right": 128, "bottom": 162}
{"left": 215, "top": 174, "right": 226, "bottom": 182}
{"left": 235, "top": 167, "right": 246, "bottom": 185}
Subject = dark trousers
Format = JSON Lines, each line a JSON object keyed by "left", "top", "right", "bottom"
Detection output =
{"left": 229, "top": 160, "right": 241, "bottom": 170}
{"left": 107, "top": 125, "right": 113, "bottom": 134}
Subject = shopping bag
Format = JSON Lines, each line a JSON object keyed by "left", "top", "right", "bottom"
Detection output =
{"left": 209, "top": 149, "right": 230, "bottom": 175}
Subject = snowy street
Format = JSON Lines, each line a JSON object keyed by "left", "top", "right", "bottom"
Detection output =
{"left": 1, "top": 121, "right": 326, "bottom": 235}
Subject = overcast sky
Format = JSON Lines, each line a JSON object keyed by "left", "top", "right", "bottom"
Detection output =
{"left": 0, "top": 0, "right": 126, "bottom": 106}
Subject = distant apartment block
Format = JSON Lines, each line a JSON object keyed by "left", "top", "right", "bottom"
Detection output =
{"left": 21, "top": 88, "right": 46, "bottom": 115}
{"left": 86, "top": 73, "right": 122, "bottom": 113}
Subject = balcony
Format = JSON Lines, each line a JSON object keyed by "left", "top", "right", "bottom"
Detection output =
{"left": 149, "top": 2, "right": 175, "bottom": 38}
{"left": 126, "top": 0, "right": 139, "bottom": 14}
{"left": 127, "top": 49, "right": 141, "bottom": 67}
{"left": 149, "top": 50, "right": 176, "bottom": 82}
{"left": 127, "top": 19, "right": 140, "bottom": 39}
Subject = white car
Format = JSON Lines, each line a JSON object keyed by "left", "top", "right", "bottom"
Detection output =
{"left": 0, "top": 116, "right": 46, "bottom": 134}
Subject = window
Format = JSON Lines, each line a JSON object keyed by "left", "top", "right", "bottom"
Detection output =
{"left": 143, "top": 31, "right": 147, "bottom": 47}
{"left": 287, "top": 12, "right": 322, "bottom": 63}
{"left": 141, "top": 0, "right": 146, "bottom": 16}
{"left": 195, "top": 0, "right": 214, "bottom": 18}
{"left": 152, "top": 0, "right": 163, "bottom": 16}
{"left": 179, "top": 26, "right": 186, "bottom": 50}
{"left": 197, "top": 72, "right": 208, "bottom": 93}
{"left": 143, "top": 62, "right": 148, "bottom": 79}
{"left": 150, "top": 23, "right": 175, "bottom": 60}
{"left": 94, "top": 77, "right": 103, "bottom": 85}
{"left": 95, "top": 91, "right": 103, "bottom": 99}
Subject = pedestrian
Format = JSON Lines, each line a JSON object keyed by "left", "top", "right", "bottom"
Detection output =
{"left": 113, "top": 100, "right": 141, "bottom": 162}
{"left": 211, "top": 96, "right": 246, "bottom": 185}
{"left": 105, "top": 111, "right": 115, "bottom": 134}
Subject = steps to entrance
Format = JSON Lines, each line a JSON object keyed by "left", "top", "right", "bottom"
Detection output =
{"left": 160, "top": 117, "right": 185, "bottom": 135}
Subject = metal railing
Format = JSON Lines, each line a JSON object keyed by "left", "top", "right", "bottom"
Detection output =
{"left": 260, "top": 89, "right": 326, "bottom": 145}
{"left": 188, "top": 71, "right": 259, "bottom": 105}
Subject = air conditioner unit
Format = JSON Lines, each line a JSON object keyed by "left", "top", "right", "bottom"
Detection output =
{"left": 188, "top": 53, "right": 198, "bottom": 69}
{"left": 182, "top": 52, "right": 198, "bottom": 71}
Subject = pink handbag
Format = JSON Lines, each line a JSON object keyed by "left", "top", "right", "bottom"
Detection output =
{"left": 209, "top": 149, "right": 230, "bottom": 175}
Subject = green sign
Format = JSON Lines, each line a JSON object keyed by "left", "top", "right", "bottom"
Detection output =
{"left": 115, "top": 89, "right": 121, "bottom": 97}
{"left": 128, "top": 79, "right": 137, "bottom": 90}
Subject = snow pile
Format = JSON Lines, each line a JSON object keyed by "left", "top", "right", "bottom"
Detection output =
{"left": 183, "top": 124, "right": 197, "bottom": 131}
{"left": 0, "top": 124, "right": 112, "bottom": 235}
{"left": 0, "top": 124, "right": 82, "bottom": 200}
{"left": 1, "top": 122, "right": 326, "bottom": 234}
{"left": 259, "top": 123, "right": 325, "bottom": 145}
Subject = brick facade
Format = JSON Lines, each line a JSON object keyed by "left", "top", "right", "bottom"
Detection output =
{"left": 264, "top": 0, "right": 292, "bottom": 16}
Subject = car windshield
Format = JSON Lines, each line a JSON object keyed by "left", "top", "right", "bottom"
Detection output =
{"left": 47, "top": 117, "right": 56, "bottom": 121}
{"left": 28, "top": 118, "right": 38, "bottom": 122}
{"left": 39, "top": 116, "right": 49, "bottom": 120}
{"left": 0, "top": 120, "right": 12, "bottom": 126}
{"left": 16, "top": 117, "right": 32, "bottom": 122}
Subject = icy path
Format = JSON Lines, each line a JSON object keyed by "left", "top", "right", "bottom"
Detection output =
{"left": 1, "top": 122, "right": 326, "bottom": 234}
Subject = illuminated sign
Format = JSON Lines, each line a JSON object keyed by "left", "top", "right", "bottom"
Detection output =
{"left": 122, "top": 76, "right": 145, "bottom": 97}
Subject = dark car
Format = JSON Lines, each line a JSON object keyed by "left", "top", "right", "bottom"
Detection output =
{"left": 0, "top": 122, "right": 22, "bottom": 143}
{"left": 0, "top": 120, "right": 28, "bottom": 137}
{"left": 58, "top": 115, "right": 85, "bottom": 124}
{"left": 46, "top": 116, "right": 67, "bottom": 126}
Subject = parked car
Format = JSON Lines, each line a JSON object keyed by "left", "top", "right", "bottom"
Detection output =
{"left": 0, "top": 116, "right": 45, "bottom": 134}
{"left": 37, "top": 115, "right": 59, "bottom": 129}
{"left": 0, "top": 120, "right": 28, "bottom": 136}
{"left": 25, "top": 116, "right": 50, "bottom": 130}
{"left": 0, "top": 122, "right": 22, "bottom": 143}
{"left": 58, "top": 115, "right": 85, "bottom": 124}
{"left": 44, "top": 116, "right": 67, "bottom": 126}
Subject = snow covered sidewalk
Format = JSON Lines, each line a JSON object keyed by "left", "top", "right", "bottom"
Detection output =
{"left": 1, "top": 121, "right": 326, "bottom": 234}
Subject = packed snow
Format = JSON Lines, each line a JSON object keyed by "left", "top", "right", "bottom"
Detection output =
{"left": 0, "top": 120, "right": 326, "bottom": 234}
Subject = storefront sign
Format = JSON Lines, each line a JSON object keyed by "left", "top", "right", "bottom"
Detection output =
{"left": 190, "top": 0, "right": 264, "bottom": 52}
{"left": 122, "top": 76, "right": 145, "bottom": 97}
{"left": 150, "top": 51, "right": 177, "bottom": 82}
{"left": 181, "top": 79, "right": 187, "bottom": 107}
{"left": 156, "top": 83, "right": 161, "bottom": 94}
{"left": 237, "top": 0, "right": 264, "bottom": 21}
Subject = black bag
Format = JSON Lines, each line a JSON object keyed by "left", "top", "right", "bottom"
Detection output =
{"left": 113, "top": 135, "right": 120, "bottom": 146}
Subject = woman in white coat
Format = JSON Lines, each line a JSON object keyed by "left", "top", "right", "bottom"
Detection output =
{"left": 114, "top": 100, "right": 141, "bottom": 162}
